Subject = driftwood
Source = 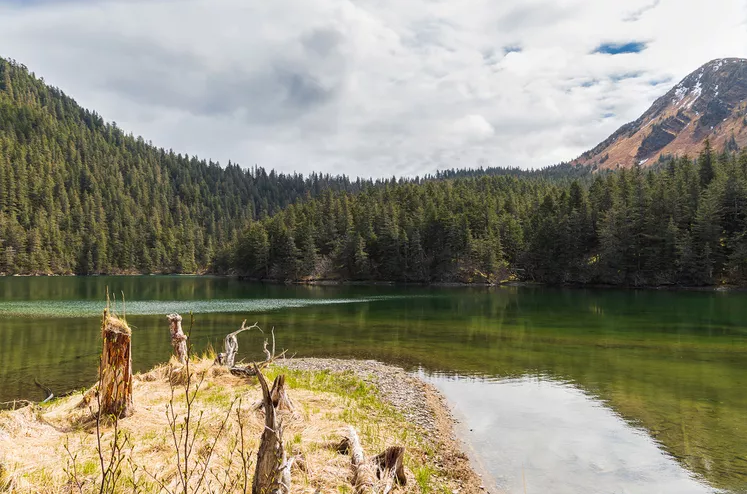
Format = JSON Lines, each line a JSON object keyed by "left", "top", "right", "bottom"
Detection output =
{"left": 340, "top": 427, "right": 377, "bottom": 494}
{"left": 217, "top": 320, "right": 260, "bottom": 368}
{"left": 230, "top": 349, "right": 288, "bottom": 377}
{"left": 252, "top": 365, "right": 291, "bottom": 494}
{"left": 33, "top": 377, "right": 54, "bottom": 404}
{"left": 166, "top": 313, "right": 188, "bottom": 364}
{"left": 226, "top": 324, "right": 288, "bottom": 377}
{"left": 338, "top": 427, "right": 407, "bottom": 494}
{"left": 99, "top": 310, "right": 133, "bottom": 418}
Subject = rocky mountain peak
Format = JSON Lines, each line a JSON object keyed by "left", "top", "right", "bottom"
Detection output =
{"left": 576, "top": 58, "right": 747, "bottom": 168}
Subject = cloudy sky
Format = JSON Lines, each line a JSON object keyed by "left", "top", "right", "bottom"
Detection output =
{"left": 0, "top": 0, "right": 745, "bottom": 178}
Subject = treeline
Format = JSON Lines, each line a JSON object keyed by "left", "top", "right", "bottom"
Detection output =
{"left": 224, "top": 142, "right": 747, "bottom": 286}
{"left": 431, "top": 161, "right": 596, "bottom": 181}
{"left": 0, "top": 58, "right": 364, "bottom": 274}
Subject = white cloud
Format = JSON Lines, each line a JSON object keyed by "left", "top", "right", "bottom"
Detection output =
{"left": 452, "top": 114, "right": 495, "bottom": 142}
{"left": 0, "top": 0, "right": 744, "bottom": 177}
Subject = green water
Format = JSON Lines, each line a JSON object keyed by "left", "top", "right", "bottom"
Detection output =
{"left": 0, "top": 276, "right": 745, "bottom": 493}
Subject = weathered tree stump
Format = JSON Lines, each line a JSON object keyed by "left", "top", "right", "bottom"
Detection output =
{"left": 373, "top": 446, "right": 407, "bottom": 493}
{"left": 339, "top": 428, "right": 407, "bottom": 494}
{"left": 253, "top": 374, "right": 297, "bottom": 412}
{"left": 252, "top": 365, "right": 291, "bottom": 494}
{"left": 99, "top": 310, "right": 133, "bottom": 418}
{"left": 269, "top": 375, "right": 295, "bottom": 412}
{"left": 167, "top": 313, "right": 188, "bottom": 364}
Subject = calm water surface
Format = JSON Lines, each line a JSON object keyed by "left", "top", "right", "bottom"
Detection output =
{"left": 0, "top": 276, "right": 745, "bottom": 494}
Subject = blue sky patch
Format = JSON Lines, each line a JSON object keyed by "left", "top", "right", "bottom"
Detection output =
{"left": 610, "top": 71, "right": 643, "bottom": 82}
{"left": 594, "top": 41, "right": 647, "bottom": 55}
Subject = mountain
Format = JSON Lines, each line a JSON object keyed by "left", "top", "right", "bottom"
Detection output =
{"left": 0, "top": 58, "right": 360, "bottom": 275}
{"left": 576, "top": 58, "right": 747, "bottom": 168}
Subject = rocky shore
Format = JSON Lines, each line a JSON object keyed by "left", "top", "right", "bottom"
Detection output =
{"left": 282, "top": 358, "right": 490, "bottom": 494}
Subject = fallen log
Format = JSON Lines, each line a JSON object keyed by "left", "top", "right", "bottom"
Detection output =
{"left": 252, "top": 364, "right": 290, "bottom": 494}
{"left": 341, "top": 426, "right": 377, "bottom": 494}
{"left": 166, "top": 313, "right": 188, "bottom": 364}
{"left": 99, "top": 310, "right": 133, "bottom": 418}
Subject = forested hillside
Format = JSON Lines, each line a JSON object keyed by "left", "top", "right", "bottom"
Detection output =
{"left": 226, "top": 142, "right": 747, "bottom": 286}
{"left": 3, "top": 55, "right": 746, "bottom": 286}
{"left": 0, "top": 58, "right": 361, "bottom": 274}
{"left": 0, "top": 57, "right": 592, "bottom": 276}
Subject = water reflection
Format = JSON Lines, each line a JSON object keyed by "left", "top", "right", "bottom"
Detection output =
{"left": 0, "top": 277, "right": 746, "bottom": 492}
{"left": 425, "top": 373, "right": 717, "bottom": 494}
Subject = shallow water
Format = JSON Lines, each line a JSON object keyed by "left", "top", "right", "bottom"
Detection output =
{"left": 0, "top": 276, "right": 745, "bottom": 493}
{"left": 425, "top": 374, "right": 716, "bottom": 494}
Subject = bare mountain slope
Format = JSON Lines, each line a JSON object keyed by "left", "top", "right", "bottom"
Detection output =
{"left": 575, "top": 58, "right": 747, "bottom": 168}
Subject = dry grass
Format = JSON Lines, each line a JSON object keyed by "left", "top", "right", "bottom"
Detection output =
{"left": 0, "top": 357, "right": 465, "bottom": 494}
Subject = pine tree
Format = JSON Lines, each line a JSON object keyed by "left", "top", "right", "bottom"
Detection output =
{"left": 699, "top": 139, "right": 715, "bottom": 188}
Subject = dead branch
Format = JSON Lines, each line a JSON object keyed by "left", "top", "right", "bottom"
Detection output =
{"left": 167, "top": 313, "right": 188, "bottom": 364}
{"left": 252, "top": 364, "right": 290, "bottom": 494}
{"left": 33, "top": 377, "right": 54, "bottom": 404}
{"left": 262, "top": 340, "right": 272, "bottom": 362}
{"left": 217, "top": 320, "right": 260, "bottom": 368}
{"left": 228, "top": 325, "right": 287, "bottom": 378}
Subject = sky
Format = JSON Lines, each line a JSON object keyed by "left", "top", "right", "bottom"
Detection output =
{"left": 0, "top": 0, "right": 745, "bottom": 178}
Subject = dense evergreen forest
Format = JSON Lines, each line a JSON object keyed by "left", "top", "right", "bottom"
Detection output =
{"left": 0, "top": 57, "right": 591, "bottom": 276}
{"left": 224, "top": 142, "right": 747, "bottom": 287}
{"left": 0, "top": 58, "right": 365, "bottom": 274}
{"left": 2, "top": 56, "right": 746, "bottom": 286}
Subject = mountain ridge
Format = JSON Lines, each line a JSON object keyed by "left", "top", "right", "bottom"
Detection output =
{"left": 575, "top": 58, "right": 747, "bottom": 168}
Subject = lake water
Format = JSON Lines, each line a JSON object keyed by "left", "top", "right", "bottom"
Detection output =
{"left": 0, "top": 276, "right": 745, "bottom": 493}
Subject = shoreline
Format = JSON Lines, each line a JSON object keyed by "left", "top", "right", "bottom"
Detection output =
{"left": 3, "top": 272, "right": 744, "bottom": 292}
{"left": 282, "top": 358, "right": 493, "bottom": 493}
{"left": 0, "top": 357, "right": 490, "bottom": 494}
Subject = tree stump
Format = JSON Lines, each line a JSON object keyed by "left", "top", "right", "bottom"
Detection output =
{"left": 99, "top": 310, "right": 133, "bottom": 418}
{"left": 339, "top": 428, "right": 406, "bottom": 494}
{"left": 270, "top": 375, "right": 295, "bottom": 412}
{"left": 167, "top": 313, "right": 188, "bottom": 364}
{"left": 252, "top": 365, "right": 290, "bottom": 494}
{"left": 373, "top": 446, "right": 407, "bottom": 493}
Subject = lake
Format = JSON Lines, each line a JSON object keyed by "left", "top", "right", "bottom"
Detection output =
{"left": 0, "top": 276, "right": 745, "bottom": 494}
